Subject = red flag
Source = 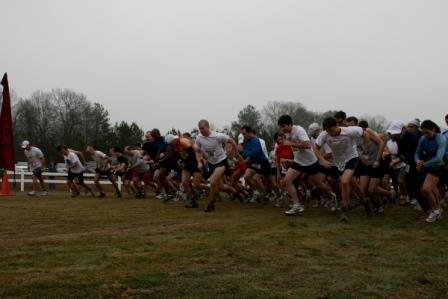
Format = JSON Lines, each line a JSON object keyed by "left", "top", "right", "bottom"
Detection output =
{"left": 0, "top": 73, "right": 15, "bottom": 171}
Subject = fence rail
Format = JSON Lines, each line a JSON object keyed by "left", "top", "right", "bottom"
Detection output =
{"left": 3, "top": 170, "right": 123, "bottom": 192}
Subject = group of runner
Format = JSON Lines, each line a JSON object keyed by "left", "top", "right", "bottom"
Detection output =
{"left": 21, "top": 112, "right": 448, "bottom": 223}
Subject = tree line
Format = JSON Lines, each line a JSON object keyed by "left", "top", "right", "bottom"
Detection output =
{"left": 11, "top": 89, "right": 144, "bottom": 164}
{"left": 7, "top": 88, "right": 388, "bottom": 164}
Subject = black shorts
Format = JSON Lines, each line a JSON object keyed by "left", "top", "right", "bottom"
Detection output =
{"left": 427, "top": 166, "right": 446, "bottom": 179}
{"left": 442, "top": 169, "right": 448, "bottom": 185}
{"left": 354, "top": 162, "right": 371, "bottom": 177}
{"left": 355, "top": 160, "right": 386, "bottom": 179}
{"left": 183, "top": 160, "right": 201, "bottom": 173}
{"left": 159, "top": 159, "right": 172, "bottom": 170}
{"left": 68, "top": 171, "right": 84, "bottom": 184}
{"left": 290, "top": 161, "right": 320, "bottom": 176}
{"left": 370, "top": 165, "right": 386, "bottom": 179}
{"left": 32, "top": 167, "right": 43, "bottom": 178}
{"left": 344, "top": 157, "right": 358, "bottom": 171}
{"left": 113, "top": 170, "right": 124, "bottom": 177}
{"left": 249, "top": 160, "right": 272, "bottom": 177}
{"left": 95, "top": 168, "right": 112, "bottom": 177}
{"left": 209, "top": 159, "right": 231, "bottom": 177}
{"left": 319, "top": 165, "right": 340, "bottom": 179}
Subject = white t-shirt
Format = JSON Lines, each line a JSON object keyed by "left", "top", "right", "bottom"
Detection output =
{"left": 387, "top": 140, "right": 406, "bottom": 169}
{"left": 24, "top": 147, "right": 44, "bottom": 170}
{"left": 386, "top": 140, "right": 398, "bottom": 155}
{"left": 259, "top": 138, "right": 269, "bottom": 160}
{"left": 311, "top": 137, "right": 333, "bottom": 162}
{"left": 316, "top": 126, "right": 363, "bottom": 171}
{"left": 238, "top": 133, "right": 244, "bottom": 145}
{"left": 196, "top": 131, "right": 229, "bottom": 165}
{"left": 284, "top": 125, "right": 318, "bottom": 166}
{"left": 92, "top": 150, "right": 110, "bottom": 171}
{"left": 64, "top": 152, "right": 85, "bottom": 174}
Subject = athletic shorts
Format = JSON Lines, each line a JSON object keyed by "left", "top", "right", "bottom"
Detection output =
{"left": 133, "top": 171, "right": 150, "bottom": 181}
{"left": 124, "top": 170, "right": 133, "bottom": 181}
{"left": 183, "top": 158, "right": 201, "bottom": 173}
{"left": 209, "top": 159, "right": 231, "bottom": 177}
{"left": 32, "top": 167, "right": 43, "bottom": 178}
{"left": 354, "top": 162, "right": 371, "bottom": 177}
{"left": 248, "top": 160, "right": 271, "bottom": 177}
{"left": 290, "top": 161, "right": 320, "bottom": 176}
{"left": 68, "top": 171, "right": 84, "bottom": 184}
{"left": 159, "top": 159, "right": 173, "bottom": 170}
{"left": 355, "top": 160, "right": 386, "bottom": 179}
{"left": 232, "top": 161, "right": 248, "bottom": 176}
{"left": 95, "top": 168, "right": 112, "bottom": 177}
{"left": 426, "top": 166, "right": 446, "bottom": 179}
{"left": 319, "top": 165, "right": 340, "bottom": 179}
{"left": 370, "top": 164, "right": 386, "bottom": 179}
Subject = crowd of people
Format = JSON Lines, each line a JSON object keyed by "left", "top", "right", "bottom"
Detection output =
{"left": 20, "top": 112, "right": 448, "bottom": 223}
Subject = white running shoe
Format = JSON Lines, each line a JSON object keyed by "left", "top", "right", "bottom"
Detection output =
{"left": 156, "top": 192, "right": 167, "bottom": 200}
{"left": 425, "top": 210, "right": 441, "bottom": 223}
{"left": 275, "top": 194, "right": 284, "bottom": 208}
{"left": 27, "top": 191, "right": 37, "bottom": 196}
{"left": 285, "top": 204, "right": 305, "bottom": 216}
{"left": 414, "top": 202, "right": 422, "bottom": 211}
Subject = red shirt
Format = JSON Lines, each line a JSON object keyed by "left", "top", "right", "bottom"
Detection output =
{"left": 276, "top": 144, "right": 294, "bottom": 160}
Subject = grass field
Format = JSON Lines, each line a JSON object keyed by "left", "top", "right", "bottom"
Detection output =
{"left": 0, "top": 192, "right": 447, "bottom": 299}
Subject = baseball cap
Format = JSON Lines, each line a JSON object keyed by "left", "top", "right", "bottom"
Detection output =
{"left": 408, "top": 118, "right": 421, "bottom": 127}
{"left": 387, "top": 121, "right": 405, "bottom": 135}
{"left": 165, "top": 134, "right": 179, "bottom": 144}
{"left": 21, "top": 140, "right": 30, "bottom": 149}
{"left": 308, "top": 123, "right": 320, "bottom": 135}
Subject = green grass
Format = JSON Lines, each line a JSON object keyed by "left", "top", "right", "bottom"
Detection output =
{"left": 0, "top": 192, "right": 447, "bottom": 298}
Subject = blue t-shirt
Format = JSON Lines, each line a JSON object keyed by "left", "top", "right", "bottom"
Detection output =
{"left": 242, "top": 136, "right": 268, "bottom": 164}
{"left": 154, "top": 136, "right": 167, "bottom": 153}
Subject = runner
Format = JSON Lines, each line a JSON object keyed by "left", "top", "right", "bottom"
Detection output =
{"left": 239, "top": 126, "right": 283, "bottom": 205}
{"left": 124, "top": 146, "right": 150, "bottom": 198}
{"left": 314, "top": 116, "right": 371, "bottom": 221}
{"left": 165, "top": 134, "right": 203, "bottom": 208}
{"left": 109, "top": 147, "right": 136, "bottom": 196}
{"left": 86, "top": 146, "right": 121, "bottom": 198}
{"left": 21, "top": 140, "right": 48, "bottom": 196}
{"left": 415, "top": 120, "right": 448, "bottom": 223}
{"left": 354, "top": 120, "right": 388, "bottom": 215}
{"left": 387, "top": 120, "right": 426, "bottom": 219}
{"left": 57, "top": 145, "right": 95, "bottom": 198}
{"left": 195, "top": 119, "right": 242, "bottom": 212}
{"left": 277, "top": 115, "right": 336, "bottom": 216}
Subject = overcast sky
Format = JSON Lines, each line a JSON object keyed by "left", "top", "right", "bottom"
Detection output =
{"left": 1, "top": 0, "right": 447, "bottom": 132}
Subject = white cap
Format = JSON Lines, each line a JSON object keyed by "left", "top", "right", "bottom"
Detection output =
{"left": 21, "top": 140, "right": 30, "bottom": 149}
{"left": 387, "top": 121, "right": 405, "bottom": 135}
{"left": 165, "top": 134, "right": 179, "bottom": 144}
{"left": 308, "top": 123, "right": 320, "bottom": 134}
{"left": 408, "top": 118, "right": 421, "bottom": 127}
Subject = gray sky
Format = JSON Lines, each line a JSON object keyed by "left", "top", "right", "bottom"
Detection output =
{"left": 1, "top": 0, "right": 447, "bottom": 132}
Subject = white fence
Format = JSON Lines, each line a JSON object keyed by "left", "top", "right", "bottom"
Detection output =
{"left": 4, "top": 170, "right": 123, "bottom": 192}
